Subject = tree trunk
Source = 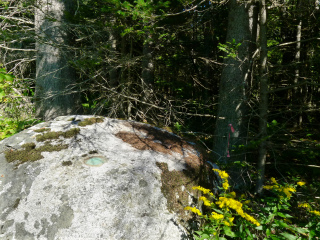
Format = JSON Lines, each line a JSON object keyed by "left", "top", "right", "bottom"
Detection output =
{"left": 35, "top": 0, "right": 81, "bottom": 120}
{"left": 141, "top": 34, "right": 154, "bottom": 121}
{"left": 142, "top": 36, "right": 154, "bottom": 90}
{"left": 213, "top": 0, "right": 258, "bottom": 187}
{"left": 109, "top": 21, "right": 118, "bottom": 88}
{"left": 255, "top": 0, "right": 268, "bottom": 195}
{"left": 294, "top": 0, "right": 303, "bottom": 127}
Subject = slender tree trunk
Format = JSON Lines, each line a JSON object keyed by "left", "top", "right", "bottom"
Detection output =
{"left": 142, "top": 36, "right": 154, "bottom": 90}
{"left": 35, "top": 0, "right": 81, "bottom": 120}
{"left": 109, "top": 21, "right": 118, "bottom": 88}
{"left": 294, "top": 1, "right": 303, "bottom": 127}
{"left": 255, "top": 0, "right": 268, "bottom": 195}
{"left": 213, "top": 0, "right": 258, "bottom": 187}
{"left": 141, "top": 34, "right": 154, "bottom": 120}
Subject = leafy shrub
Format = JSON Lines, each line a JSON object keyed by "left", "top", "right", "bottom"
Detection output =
{"left": 0, "top": 67, "right": 40, "bottom": 140}
{"left": 185, "top": 169, "right": 320, "bottom": 239}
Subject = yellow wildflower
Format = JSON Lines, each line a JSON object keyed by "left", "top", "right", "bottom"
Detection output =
{"left": 263, "top": 185, "right": 274, "bottom": 190}
{"left": 241, "top": 212, "right": 260, "bottom": 226}
{"left": 199, "top": 196, "right": 211, "bottom": 207}
{"left": 184, "top": 206, "right": 202, "bottom": 216}
{"left": 215, "top": 197, "right": 259, "bottom": 226}
{"left": 310, "top": 210, "right": 320, "bottom": 216}
{"left": 216, "top": 197, "right": 243, "bottom": 212}
{"left": 192, "top": 186, "right": 213, "bottom": 196}
{"left": 222, "top": 182, "right": 230, "bottom": 190}
{"left": 273, "top": 184, "right": 280, "bottom": 189}
{"left": 224, "top": 217, "right": 234, "bottom": 226}
{"left": 243, "top": 200, "right": 251, "bottom": 205}
{"left": 297, "top": 181, "right": 306, "bottom": 186}
{"left": 213, "top": 169, "right": 229, "bottom": 179}
{"left": 210, "top": 211, "right": 224, "bottom": 220}
{"left": 271, "top": 177, "right": 278, "bottom": 184}
{"left": 223, "top": 221, "right": 231, "bottom": 226}
{"left": 230, "top": 191, "right": 236, "bottom": 198}
{"left": 281, "top": 186, "right": 296, "bottom": 198}
{"left": 298, "top": 202, "right": 311, "bottom": 209}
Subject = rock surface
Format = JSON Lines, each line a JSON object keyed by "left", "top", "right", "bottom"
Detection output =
{"left": 0, "top": 115, "right": 208, "bottom": 240}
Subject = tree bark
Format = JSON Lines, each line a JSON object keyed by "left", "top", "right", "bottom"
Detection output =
{"left": 109, "top": 21, "right": 118, "bottom": 88}
{"left": 213, "top": 0, "right": 258, "bottom": 187}
{"left": 255, "top": 0, "right": 268, "bottom": 195}
{"left": 294, "top": 0, "right": 303, "bottom": 127}
{"left": 142, "top": 36, "right": 154, "bottom": 90}
{"left": 35, "top": 0, "right": 81, "bottom": 120}
{"left": 141, "top": 34, "right": 154, "bottom": 120}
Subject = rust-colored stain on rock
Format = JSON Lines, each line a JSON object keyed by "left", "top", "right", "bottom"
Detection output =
{"left": 115, "top": 122, "right": 201, "bottom": 169}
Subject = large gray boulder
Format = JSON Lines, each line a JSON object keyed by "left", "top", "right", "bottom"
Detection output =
{"left": 0, "top": 115, "right": 209, "bottom": 240}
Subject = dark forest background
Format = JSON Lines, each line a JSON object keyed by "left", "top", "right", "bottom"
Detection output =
{"left": 1, "top": 0, "right": 320, "bottom": 194}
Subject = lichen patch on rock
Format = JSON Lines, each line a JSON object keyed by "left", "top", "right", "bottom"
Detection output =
{"left": 77, "top": 117, "right": 104, "bottom": 126}
{"left": 35, "top": 128, "right": 80, "bottom": 142}
{"left": 4, "top": 142, "right": 68, "bottom": 166}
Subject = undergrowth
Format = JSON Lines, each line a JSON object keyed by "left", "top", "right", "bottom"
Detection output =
{"left": 0, "top": 66, "right": 40, "bottom": 140}
{"left": 185, "top": 169, "right": 320, "bottom": 239}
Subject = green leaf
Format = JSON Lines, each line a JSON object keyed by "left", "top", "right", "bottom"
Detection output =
{"left": 270, "top": 237, "right": 281, "bottom": 240}
{"left": 4, "top": 73, "right": 14, "bottom": 82}
{"left": 136, "top": 0, "right": 146, "bottom": 7}
{"left": 0, "top": 89, "right": 6, "bottom": 100}
{"left": 277, "top": 212, "right": 292, "bottom": 218}
{"left": 266, "top": 214, "right": 275, "bottom": 224}
{"left": 279, "top": 232, "right": 298, "bottom": 240}
{"left": 266, "top": 228, "right": 271, "bottom": 237}
{"left": 275, "top": 220, "right": 290, "bottom": 229}
{"left": 309, "top": 230, "right": 315, "bottom": 239}
{"left": 245, "top": 228, "right": 253, "bottom": 238}
{"left": 294, "top": 226, "right": 309, "bottom": 234}
{"left": 0, "top": 73, "right": 4, "bottom": 82}
{"left": 255, "top": 225, "right": 263, "bottom": 230}
{"left": 212, "top": 208, "right": 224, "bottom": 215}
{"left": 223, "top": 226, "right": 236, "bottom": 237}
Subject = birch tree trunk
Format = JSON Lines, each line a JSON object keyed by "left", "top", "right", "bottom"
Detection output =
{"left": 213, "top": 0, "right": 258, "bottom": 187}
{"left": 35, "top": 0, "right": 81, "bottom": 120}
